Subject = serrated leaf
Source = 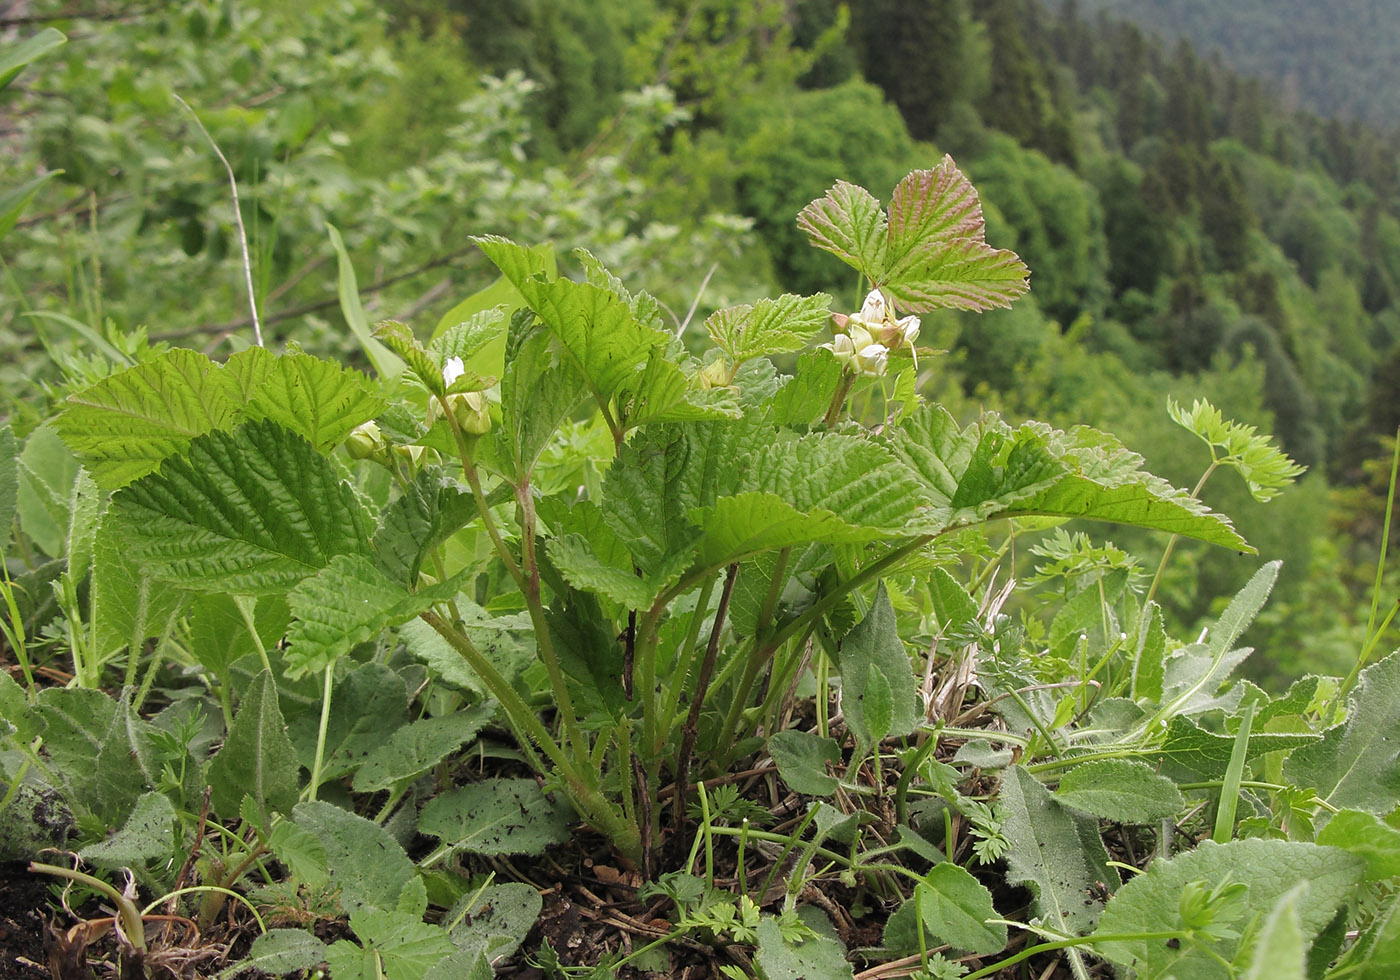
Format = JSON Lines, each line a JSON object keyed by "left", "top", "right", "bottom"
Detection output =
{"left": 293, "top": 800, "right": 417, "bottom": 913}
{"left": 56, "top": 348, "right": 241, "bottom": 488}
{"left": 353, "top": 706, "right": 494, "bottom": 794}
{"left": 887, "top": 160, "right": 987, "bottom": 262}
{"left": 0, "top": 670, "right": 40, "bottom": 744}
{"left": 498, "top": 310, "right": 585, "bottom": 481}
{"left": 207, "top": 668, "right": 300, "bottom": 829}
{"left": 1054, "top": 759, "right": 1185, "bottom": 823}
{"left": 796, "top": 180, "right": 889, "bottom": 279}
{"left": 186, "top": 593, "right": 290, "bottom": 678}
{"left": 268, "top": 819, "right": 329, "bottom": 890}
{"left": 1329, "top": 891, "right": 1400, "bottom": 979}
{"left": 768, "top": 349, "right": 844, "bottom": 427}
{"left": 372, "top": 468, "right": 477, "bottom": 585}
{"left": 601, "top": 425, "right": 701, "bottom": 576}
{"left": 1153, "top": 715, "right": 1318, "bottom": 782}
{"left": 882, "top": 235, "right": 1030, "bottom": 313}
{"left": 1316, "top": 809, "right": 1400, "bottom": 881}
{"left": 1285, "top": 650, "right": 1400, "bottom": 816}
{"left": 767, "top": 730, "right": 841, "bottom": 796}
{"left": 705, "top": 293, "right": 833, "bottom": 363}
{"left": 78, "top": 791, "right": 177, "bottom": 870}
{"left": 754, "top": 907, "right": 854, "bottom": 980}
{"left": 835, "top": 584, "right": 920, "bottom": 755}
{"left": 548, "top": 532, "right": 662, "bottom": 608}
{"left": 1169, "top": 397, "right": 1305, "bottom": 503}
{"left": 17, "top": 423, "right": 79, "bottom": 557}
{"left": 375, "top": 320, "right": 452, "bottom": 397}
{"left": 337, "top": 906, "right": 457, "bottom": 980}
{"left": 617, "top": 344, "right": 743, "bottom": 430}
{"left": 90, "top": 515, "right": 186, "bottom": 668}
{"left": 884, "top": 864, "right": 1007, "bottom": 956}
{"left": 999, "top": 766, "right": 1113, "bottom": 937}
{"left": 240, "top": 349, "right": 386, "bottom": 453}
{"left": 285, "top": 554, "right": 466, "bottom": 677}
{"left": 220, "top": 929, "right": 328, "bottom": 980}
{"left": 418, "top": 778, "right": 572, "bottom": 856}
{"left": 691, "top": 492, "right": 884, "bottom": 567}
{"left": 475, "top": 235, "right": 671, "bottom": 410}
{"left": 1093, "top": 840, "right": 1363, "bottom": 980}
{"left": 111, "top": 420, "right": 371, "bottom": 594}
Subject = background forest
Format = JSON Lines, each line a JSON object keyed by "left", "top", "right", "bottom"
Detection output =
{"left": 3, "top": 0, "right": 1397, "bottom": 690}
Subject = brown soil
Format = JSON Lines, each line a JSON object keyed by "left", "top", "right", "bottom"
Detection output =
{"left": 0, "top": 862, "right": 52, "bottom": 980}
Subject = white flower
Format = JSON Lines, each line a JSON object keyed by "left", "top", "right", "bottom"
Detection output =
{"left": 856, "top": 289, "right": 886, "bottom": 326}
{"left": 855, "top": 343, "right": 889, "bottom": 377}
{"left": 442, "top": 356, "right": 466, "bottom": 388}
{"left": 893, "top": 313, "right": 920, "bottom": 347}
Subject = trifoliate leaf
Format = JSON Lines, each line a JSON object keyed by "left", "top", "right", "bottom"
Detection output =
{"left": 56, "top": 348, "right": 241, "bottom": 488}
{"left": 111, "top": 420, "right": 371, "bottom": 595}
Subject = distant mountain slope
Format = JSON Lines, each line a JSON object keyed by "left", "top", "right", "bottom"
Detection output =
{"left": 1068, "top": 0, "right": 1400, "bottom": 124}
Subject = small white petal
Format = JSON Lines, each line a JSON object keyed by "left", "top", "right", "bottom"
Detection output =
{"left": 442, "top": 356, "right": 466, "bottom": 387}
{"left": 897, "top": 314, "right": 921, "bottom": 345}
{"left": 860, "top": 289, "right": 886, "bottom": 323}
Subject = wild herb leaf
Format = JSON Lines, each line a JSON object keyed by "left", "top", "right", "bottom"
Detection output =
{"left": 1053, "top": 759, "right": 1186, "bottom": 823}
{"left": 835, "top": 584, "right": 920, "bottom": 755}
{"left": 796, "top": 180, "right": 889, "bottom": 279}
{"left": 37, "top": 687, "right": 155, "bottom": 822}
{"left": 1328, "top": 891, "right": 1400, "bottom": 980}
{"left": 112, "top": 420, "right": 372, "bottom": 595}
{"left": 239, "top": 348, "right": 386, "bottom": 453}
{"left": 78, "top": 791, "right": 177, "bottom": 871}
{"left": 602, "top": 425, "right": 701, "bottom": 576}
{"left": 444, "top": 881, "right": 542, "bottom": 966}
{"left": 16, "top": 423, "right": 79, "bottom": 558}
{"left": 691, "top": 492, "right": 886, "bottom": 567}
{"left": 89, "top": 516, "right": 185, "bottom": 668}
{"left": 498, "top": 309, "right": 586, "bottom": 481}
{"left": 419, "top": 778, "right": 573, "bottom": 856}
{"left": 0, "top": 425, "right": 18, "bottom": 558}
{"left": 219, "top": 930, "right": 328, "bottom": 980}
{"left": 206, "top": 668, "right": 301, "bottom": 829}
{"left": 1240, "top": 885, "right": 1309, "bottom": 980}
{"left": 884, "top": 863, "right": 1007, "bottom": 956}
{"left": 184, "top": 593, "right": 288, "bottom": 679}
{"left": 353, "top": 706, "right": 495, "bottom": 794}
{"left": 287, "top": 662, "right": 407, "bottom": 780}
{"left": 1154, "top": 715, "right": 1318, "bottom": 782}
{"left": 1315, "top": 809, "right": 1400, "bottom": 880}
{"left": 1285, "top": 650, "right": 1400, "bottom": 816}
{"left": 768, "top": 349, "right": 845, "bottom": 427}
{"left": 1169, "top": 397, "right": 1306, "bottom": 502}
{"left": 328, "top": 906, "right": 457, "bottom": 980}
{"left": 1093, "top": 840, "right": 1363, "bottom": 980}
{"left": 998, "top": 766, "right": 1113, "bottom": 938}
{"left": 55, "top": 348, "right": 241, "bottom": 488}
{"left": 372, "top": 469, "right": 478, "bottom": 585}
{"left": 767, "top": 730, "right": 842, "bottom": 796}
{"left": 705, "top": 293, "right": 834, "bottom": 364}
{"left": 754, "top": 907, "right": 855, "bottom": 980}
{"left": 293, "top": 800, "right": 418, "bottom": 913}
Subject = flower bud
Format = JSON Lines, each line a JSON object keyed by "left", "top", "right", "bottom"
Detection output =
{"left": 447, "top": 390, "right": 492, "bottom": 435}
{"left": 855, "top": 343, "right": 890, "bottom": 377}
{"left": 699, "top": 357, "right": 731, "bottom": 390}
{"left": 345, "top": 420, "right": 387, "bottom": 460}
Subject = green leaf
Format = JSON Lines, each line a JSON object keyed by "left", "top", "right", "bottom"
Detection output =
{"left": 0, "top": 172, "right": 58, "bottom": 242}
{"left": 184, "top": 593, "right": 289, "bottom": 678}
{"left": 419, "top": 778, "right": 572, "bottom": 857}
{"left": 767, "top": 730, "right": 841, "bottom": 796}
{"left": 206, "top": 668, "right": 301, "bottom": 829}
{"left": 881, "top": 159, "right": 1031, "bottom": 312}
{"left": 0, "top": 27, "right": 65, "bottom": 92}
{"left": 754, "top": 907, "right": 855, "bottom": 980}
{"left": 884, "top": 863, "right": 1007, "bottom": 956}
{"left": 768, "top": 349, "right": 844, "bottom": 427}
{"left": 443, "top": 881, "right": 541, "bottom": 970}
{"left": 691, "top": 492, "right": 885, "bottom": 567}
{"left": 240, "top": 349, "right": 387, "bottom": 453}
{"left": 17, "top": 423, "right": 80, "bottom": 557}
{"left": 353, "top": 706, "right": 494, "bottom": 794}
{"left": 372, "top": 468, "right": 477, "bottom": 585}
{"left": 999, "top": 766, "right": 1113, "bottom": 938}
{"left": 219, "top": 929, "right": 328, "bottom": 980}
{"left": 293, "top": 800, "right": 417, "bottom": 913}
{"left": 375, "top": 320, "right": 458, "bottom": 398}
{"left": 0, "top": 425, "right": 17, "bottom": 558}
{"left": 474, "top": 235, "right": 671, "bottom": 412}
{"left": 1316, "top": 809, "right": 1400, "bottom": 881}
{"left": 548, "top": 532, "right": 673, "bottom": 609}
{"left": 112, "top": 420, "right": 372, "bottom": 595}
{"left": 796, "top": 179, "right": 889, "bottom": 279}
{"left": 334, "top": 906, "right": 457, "bottom": 980}
{"left": 602, "top": 425, "right": 701, "bottom": 577}
{"left": 835, "top": 584, "right": 920, "bottom": 755}
{"left": 1153, "top": 714, "right": 1318, "bottom": 782}
{"left": 326, "top": 224, "right": 404, "bottom": 381}
{"left": 78, "top": 791, "right": 177, "bottom": 870}
{"left": 56, "top": 348, "right": 241, "bottom": 489}
{"left": 1240, "top": 884, "right": 1309, "bottom": 980}
{"left": 1093, "top": 840, "right": 1364, "bottom": 980}
{"left": 498, "top": 310, "right": 586, "bottom": 481}
{"left": 0, "top": 670, "right": 40, "bottom": 744}
{"left": 1329, "top": 891, "right": 1400, "bottom": 980}
{"left": 705, "top": 293, "right": 833, "bottom": 363}
{"left": 286, "top": 662, "right": 407, "bottom": 780}
{"left": 1169, "top": 397, "right": 1305, "bottom": 503}
{"left": 1285, "top": 650, "right": 1400, "bottom": 815}
{"left": 284, "top": 555, "right": 465, "bottom": 678}
{"left": 1054, "top": 759, "right": 1186, "bottom": 823}
{"left": 90, "top": 515, "right": 186, "bottom": 668}
{"left": 37, "top": 687, "right": 156, "bottom": 823}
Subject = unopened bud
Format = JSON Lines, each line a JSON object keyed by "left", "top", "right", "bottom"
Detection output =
{"left": 345, "top": 420, "right": 387, "bottom": 460}
{"left": 699, "top": 357, "right": 731, "bottom": 390}
{"left": 447, "top": 390, "right": 492, "bottom": 435}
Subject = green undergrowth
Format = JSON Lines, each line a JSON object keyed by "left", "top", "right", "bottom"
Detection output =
{"left": 2, "top": 44, "right": 1398, "bottom": 975}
